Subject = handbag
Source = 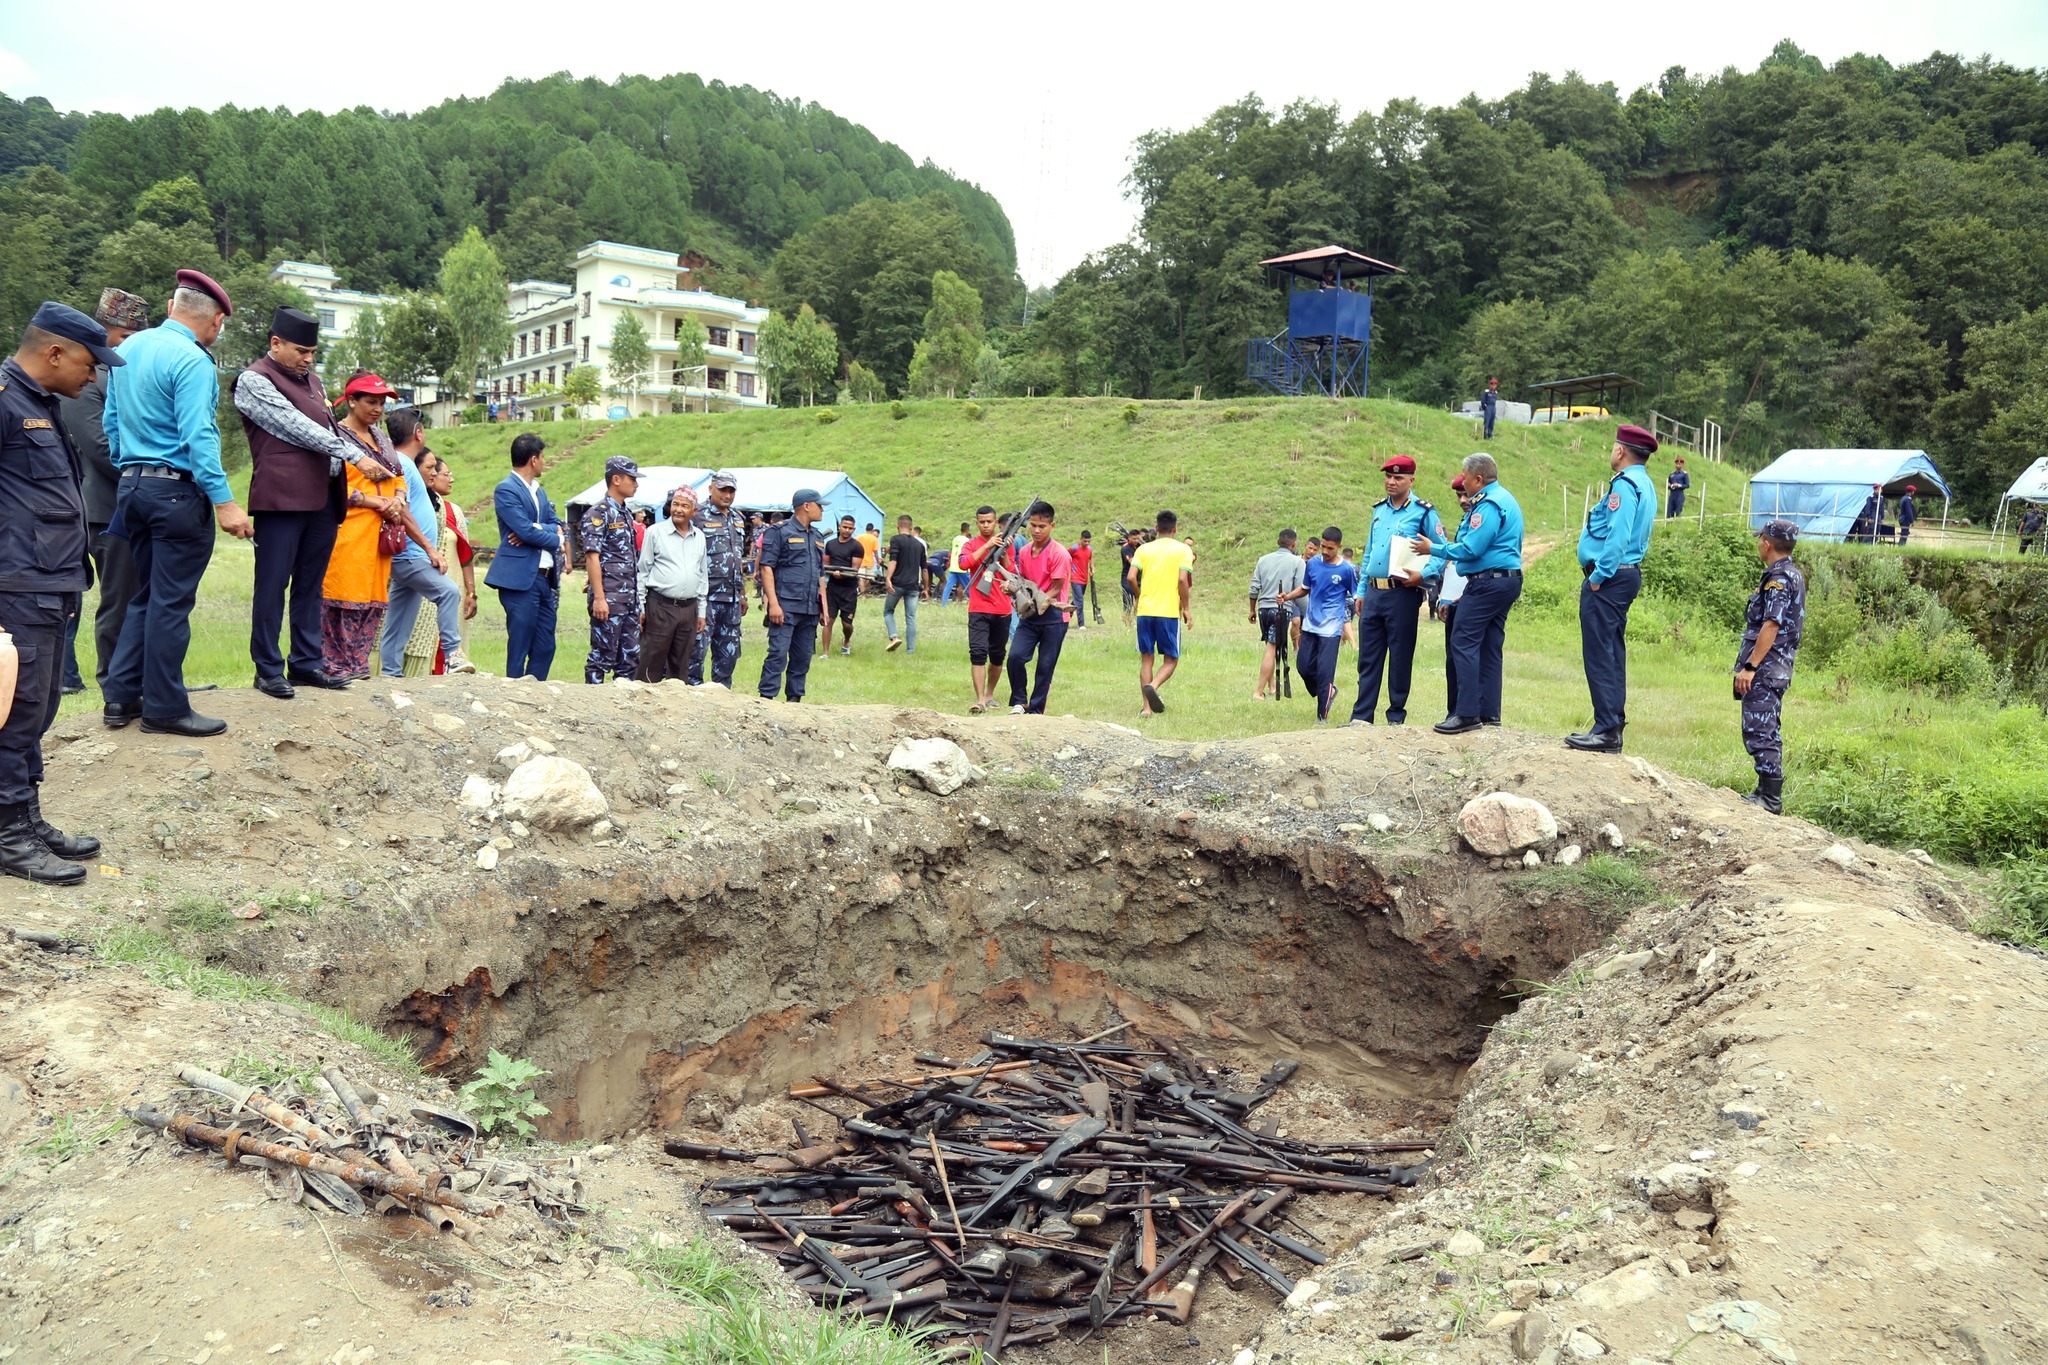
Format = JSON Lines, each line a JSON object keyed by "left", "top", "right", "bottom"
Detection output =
{"left": 378, "top": 518, "right": 407, "bottom": 556}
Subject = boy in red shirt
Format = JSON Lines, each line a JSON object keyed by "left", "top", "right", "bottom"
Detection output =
{"left": 959, "top": 504, "right": 1013, "bottom": 713}
{"left": 1068, "top": 529, "right": 1098, "bottom": 629}
{"left": 1007, "top": 501, "right": 1072, "bottom": 714}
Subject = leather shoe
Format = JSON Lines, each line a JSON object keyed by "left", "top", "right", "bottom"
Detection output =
{"left": 29, "top": 792, "right": 98, "bottom": 860}
{"left": 103, "top": 701, "right": 140, "bottom": 730}
{"left": 1481, "top": 717, "right": 1502, "bottom": 727}
{"left": 287, "top": 668, "right": 351, "bottom": 690}
{"left": 1564, "top": 730, "right": 1624, "bottom": 753}
{"left": 1434, "top": 715, "right": 1483, "bottom": 735}
{"left": 254, "top": 674, "right": 296, "bottom": 700}
{"left": 140, "top": 712, "right": 228, "bottom": 738}
{"left": 188, "top": 683, "right": 218, "bottom": 693}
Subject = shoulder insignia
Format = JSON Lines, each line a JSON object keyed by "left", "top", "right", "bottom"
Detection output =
{"left": 20, "top": 418, "right": 51, "bottom": 430}
{"left": 1372, "top": 497, "right": 1389, "bottom": 508}
{"left": 1765, "top": 582, "right": 1785, "bottom": 591}
{"left": 1415, "top": 498, "right": 1434, "bottom": 510}
{"left": 1607, "top": 493, "right": 1621, "bottom": 511}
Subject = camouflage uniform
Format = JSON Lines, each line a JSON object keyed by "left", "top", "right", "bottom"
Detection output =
{"left": 1737, "top": 555, "right": 1805, "bottom": 779}
{"left": 689, "top": 486, "right": 749, "bottom": 686}
{"left": 582, "top": 494, "right": 641, "bottom": 683}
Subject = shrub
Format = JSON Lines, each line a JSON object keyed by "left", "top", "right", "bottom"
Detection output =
{"left": 1219, "top": 406, "right": 1253, "bottom": 422}
{"left": 889, "top": 400, "right": 907, "bottom": 420}
{"left": 1978, "top": 850, "right": 2048, "bottom": 949}
{"left": 814, "top": 407, "right": 839, "bottom": 425}
{"left": 1121, "top": 402, "right": 1141, "bottom": 424}
{"left": 987, "top": 464, "right": 1015, "bottom": 480}
{"left": 457, "top": 1050, "right": 551, "bottom": 1141}
{"left": 1837, "top": 624, "right": 1996, "bottom": 699}
{"left": 457, "top": 404, "right": 486, "bottom": 425}
{"left": 532, "top": 407, "right": 556, "bottom": 422}
{"left": 963, "top": 402, "right": 985, "bottom": 421}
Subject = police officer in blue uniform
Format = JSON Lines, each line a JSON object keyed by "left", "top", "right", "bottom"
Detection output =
{"left": 0, "top": 303, "right": 124, "bottom": 883}
{"left": 1896, "top": 484, "right": 1918, "bottom": 545}
{"left": 689, "top": 469, "right": 749, "bottom": 686}
{"left": 1349, "top": 454, "right": 1443, "bottom": 725}
{"left": 1665, "top": 457, "right": 1689, "bottom": 519}
{"left": 1566, "top": 424, "right": 1660, "bottom": 753}
{"left": 1413, "top": 452, "right": 1524, "bottom": 734}
{"left": 581, "top": 456, "right": 641, "bottom": 684}
{"left": 757, "top": 487, "right": 829, "bottom": 702}
{"left": 1736, "top": 519, "right": 1806, "bottom": 815}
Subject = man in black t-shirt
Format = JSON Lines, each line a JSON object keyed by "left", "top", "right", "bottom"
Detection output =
{"left": 882, "top": 513, "right": 928, "bottom": 653}
{"left": 823, "top": 514, "right": 864, "bottom": 655}
{"left": 1118, "top": 527, "right": 1143, "bottom": 623}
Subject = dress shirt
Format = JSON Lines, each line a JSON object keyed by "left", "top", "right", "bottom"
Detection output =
{"left": 636, "top": 518, "right": 708, "bottom": 615}
{"left": 102, "top": 319, "right": 231, "bottom": 503}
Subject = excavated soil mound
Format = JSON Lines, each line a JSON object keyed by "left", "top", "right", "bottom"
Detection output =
{"left": 0, "top": 675, "right": 2038, "bottom": 1365}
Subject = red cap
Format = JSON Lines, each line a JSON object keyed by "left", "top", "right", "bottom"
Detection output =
{"left": 1615, "top": 423, "right": 1658, "bottom": 453}
{"left": 174, "top": 268, "right": 233, "bottom": 316}
{"left": 343, "top": 373, "right": 398, "bottom": 398}
{"left": 1450, "top": 474, "right": 1467, "bottom": 491}
{"left": 1381, "top": 455, "right": 1417, "bottom": 474}
{"left": 1906, "top": 484, "right": 1917, "bottom": 492}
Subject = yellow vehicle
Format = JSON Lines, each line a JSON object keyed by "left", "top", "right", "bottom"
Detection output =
{"left": 1528, "top": 404, "right": 1611, "bottom": 424}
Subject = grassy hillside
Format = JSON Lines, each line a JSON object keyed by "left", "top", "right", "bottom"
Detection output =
{"left": 424, "top": 398, "right": 1751, "bottom": 584}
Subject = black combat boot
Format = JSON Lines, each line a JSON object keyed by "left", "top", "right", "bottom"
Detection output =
{"left": 0, "top": 803, "right": 88, "bottom": 884}
{"left": 1741, "top": 775, "right": 1783, "bottom": 816}
{"left": 28, "top": 790, "right": 99, "bottom": 860}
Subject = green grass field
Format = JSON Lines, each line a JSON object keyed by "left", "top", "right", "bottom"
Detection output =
{"left": 74, "top": 396, "right": 2048, "bottom": 920}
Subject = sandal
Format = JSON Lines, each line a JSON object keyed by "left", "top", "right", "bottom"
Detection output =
{"left": 968, "top": 702, "right": 987, "bottom": 715}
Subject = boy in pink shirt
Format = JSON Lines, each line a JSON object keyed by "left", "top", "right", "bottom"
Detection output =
{"left": 1006, "top": 500, "right": 1072, "bottom": 714}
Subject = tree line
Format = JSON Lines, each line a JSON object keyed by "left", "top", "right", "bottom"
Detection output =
{"left": 992, "top": 42, "right": 2048, "bottom": 512}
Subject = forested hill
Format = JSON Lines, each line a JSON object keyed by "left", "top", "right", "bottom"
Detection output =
{"left": 1015, "top": 42, "right": 2048, "bottom": 511}
{"left": 0, "top": 72, "right": 1014, "bottom": 295}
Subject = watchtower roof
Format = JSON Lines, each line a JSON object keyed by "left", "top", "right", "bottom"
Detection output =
{"left": 1259, "top": 245, "right": 1405, "bottom": 282}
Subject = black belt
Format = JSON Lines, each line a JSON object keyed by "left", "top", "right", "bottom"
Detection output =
{"left": 1579, "top": 561, "right": 1642, "bottom": 578}
{"left": 648, "top": 588, "right": 698, "bottom": 607}
{"left": 1469, "top": 569, "right": 1522, "bottom": 580}
{"left": 119, "top": 464, "right": 192, "bottom": 482}
{"left": 1366, "top": 577, "right": 1419, "bottom": 591}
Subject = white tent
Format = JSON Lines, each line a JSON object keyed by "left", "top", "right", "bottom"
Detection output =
{"left": 1990, "top": 457, "right": 2048, "bottom": 553}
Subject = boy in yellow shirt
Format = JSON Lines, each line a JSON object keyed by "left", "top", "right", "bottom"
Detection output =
{"left": 1125, "top": 509, "right": 1194, "bottom": 716}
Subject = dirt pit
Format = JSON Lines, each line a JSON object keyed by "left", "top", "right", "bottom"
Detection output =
{"left": 5, "top": 675, "right": 2035, "bottom": 1365}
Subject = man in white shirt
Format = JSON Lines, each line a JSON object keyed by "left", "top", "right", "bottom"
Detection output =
{"left": 635, "top": 486, "right": 709, "bottom": 683}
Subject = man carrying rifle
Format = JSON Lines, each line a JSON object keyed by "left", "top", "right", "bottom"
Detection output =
{"left": 959, "top": 504, "right": 1013, "bottom": 714}
{"left": 1005, "top": 500, "right": 1071, "bottom": 714}
{"left": 823, "top": 513, "right": 863, "bottom": 655}
{"left": 1249, "top": 528, "right": 1302, "bottom": 701}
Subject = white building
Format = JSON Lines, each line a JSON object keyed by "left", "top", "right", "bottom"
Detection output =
{"left": 489, "top": 241, "right": 774, "bottom": 417}
{"left": 268, "top": 260, "right": 454, "bottom": 415}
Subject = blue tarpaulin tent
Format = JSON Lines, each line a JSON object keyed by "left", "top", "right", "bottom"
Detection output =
{"left": 1747, "top": 449, "right": 1950, "bottom": 543}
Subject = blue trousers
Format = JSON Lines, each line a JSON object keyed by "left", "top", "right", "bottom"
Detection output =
{"left": 940, "top": 571, "right": 969, "bottom": 605}
{"left": 1667, "top": 493, "right": 1685, "bottom": 518}
{"left": 884, "top": 587, "right": 919, "bottom": 650}
{"left": 498, "top": 577, "right": 559, "bottom": 680}
{"left": 760, "top": 612, "right": 820, "bottom": 701}
{"left": 1296, "top": 630, "right": 1343, "bottom": 721}
{"left": 1006, "top": 613, "right": 1067, "bottom": 713}
{"left": 1439, "top": 604, "right": 1461, "bottom": 717}
{"left": 1579, "top": 565, "right": 1641, "bottom": 733}
{"left": 105, "top": 475, "right": 215, "bottom": 720}
{"left": 1350, "top": 584, "right": 1424, "bottom": 723}
{"left": 0, "top": 593, "right": 70, "bottom": 804}
{"left": 1447, "top": 575, "right": 1520, "bottom": 721}
{"left": 383, "top": 554, "right": 463, "bottom": 677}
{"left": 1742, "top": 682, "right": 1786, "bottom": 778}
{"left": 689, "top": 598, "right": 745, "bottom": 685}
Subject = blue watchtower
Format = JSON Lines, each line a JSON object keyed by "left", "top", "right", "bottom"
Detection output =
{"left": 1245, "top": 245, "right": 1404, "bottom": 398}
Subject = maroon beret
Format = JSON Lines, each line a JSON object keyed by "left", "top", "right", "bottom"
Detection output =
{"left": 174, "top": 268, "right": 233, "bottom": 316}
{"left": 1381, "top": 454, "right": 1417, "bottom": 474}
{"left": 1615, "top": 423, "right": 1657, "bottom": 454}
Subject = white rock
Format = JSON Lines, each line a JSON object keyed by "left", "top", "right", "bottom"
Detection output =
{"left": 1282, "top": 1277, "right": 1322, "bottom": 1310}
{"left": 1565, "top": 1328, "right": 1608, "bottom": 1357}
{"left": 1446, "top": 1230, "right": 1486, "bottom": 1257}
{"left": 501, "top": 756, "right": 609, "bottom": 830}
{"left": 458, "top": 775, "right": 500, "bottom": 812}
{"left": 526, "top": 735, "right": 559, "bottom": 755}
{"left": 1634, "top": 1162, "right": 1714, "bottom": 1209}
{"left": 1592, "top": 950, "right": 1653, "bottom": 980}
{"left": 495, "top": 741, "right": 534, "bottom": 773}
{"left": 886, "top": 738, "right": 979, "bottom": 795}
{"left": 1233, "top": 1352, "right": 1256, "bottom": 1365}
{"left": 428, "top": 712, "right": 467, "bottom": 736}
{"left": 1557, "top": 843, "right": 1582, "bottom": 866}
{"left": 1600, "top": 822, "right": 1624, "bottom": 848}
{"left": 1369, "top": 812, "right": 1394, "bottom": 832}
{"left": 588, "top": 819, "right": 615, "bottom": 839}
{"left": 1055, "top": 746, "right": 1079, "bottom": 761}
{"left": 1523, "top": 849, "right": 1542, "bottom": 867}
{"left": 1695, "top": 946, "right": 1720, "bottom": 978}
{"left": 1572, "top": 1259, "right": 1665, "bottom": 1311}
{"left": 1457, "top": 792, "right": 1559, "bottom": 856}
{"left": 475, "top": 845, "right": 499, "bottom": 871}
{"left": 1820, "top": 843, "right": 1859, "bottom": 868}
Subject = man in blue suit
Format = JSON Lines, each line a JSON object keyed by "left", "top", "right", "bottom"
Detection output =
{"left": 483, "top": 432, "right": 563, "bottom": 679}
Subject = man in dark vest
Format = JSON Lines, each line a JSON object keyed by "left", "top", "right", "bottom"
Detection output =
{"left": 59, "top": 287, "right": 150, "bottom": 695}
{"left": 232, "top": 306, "right": 361, "bottom": 696}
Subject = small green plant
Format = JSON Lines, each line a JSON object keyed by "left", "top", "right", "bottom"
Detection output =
{"left": 1976, "top": 848, "right": 2048, "bottom": 949}
{"left": 986, "top": 464, "right": 1014, "bottom": 480}
{"left": 630, "top": 1238, "right": 754, "bottom": 1308}
{"left": 458, "top": 1050, "right": 551, "bottom": 1141}
{"left": 1203, "top": 791, "right": 1232, "bottom": 808}
{"left": 963, "top": 401, "right": 984, "bottom": 421}
{"left": 814, "top": 407, "right": 839, "bottom": 425}
{"left": 219, "top": 1048, "right": 319, "bottom": 1091}
{"left": 1120, "top": 401, "right": 1141, "bottom": 424}
{"left": 1219, "top": 406, "right": 1250, "bottom": 422}
{"left": 24, "top": 1105, "right": 131, "bottom": 1167}
{"left": 1517, "top": 852, "right": 1663, "bottom": 921}
{"left": 167, "top": 893, "right": 233, "bottom": 935}
{"left": 889, "top": 400, "right": 907, "bottom": 420}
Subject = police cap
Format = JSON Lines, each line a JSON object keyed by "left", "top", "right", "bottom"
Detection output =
{"left": 709, "top": 468, "right": 738, "bottom": 489}
{"left": 791, "top": 487, "right": 824, "bottom": 511}
{"left": 29, "top": 301, "right": 124, "bottom": 368}
{"left": 1758, "top": 519, "right": 1799, "bottom": 545}
{"left": 605, "top": 456, "right": 640, "bottom": 480}
{"left": 1380, "top": 454, "right": 1417, "bottom": 474}
{"left": 1615, "top": 423, "right": 1658, "bottom": 455}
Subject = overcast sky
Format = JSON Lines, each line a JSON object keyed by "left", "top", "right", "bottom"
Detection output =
{"left": 6, "top": 0, "right": 2044, "bottom": 286}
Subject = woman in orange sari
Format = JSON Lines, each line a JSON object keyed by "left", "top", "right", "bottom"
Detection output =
{"left": 321, "top": 374, "right": 411, "bottom": 679}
